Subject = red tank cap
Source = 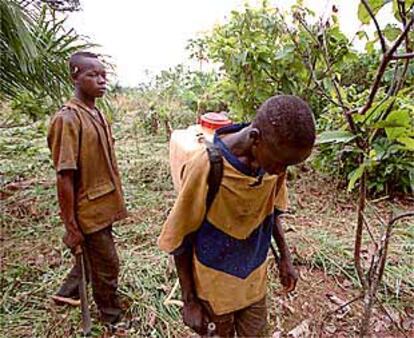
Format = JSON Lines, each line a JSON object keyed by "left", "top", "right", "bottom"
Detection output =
{"left": 199, "top": 112, "right": 232, "bottom": 130}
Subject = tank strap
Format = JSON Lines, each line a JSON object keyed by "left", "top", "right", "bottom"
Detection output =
{"left": 204, "top": 140, "right": 223, "bottom": 213}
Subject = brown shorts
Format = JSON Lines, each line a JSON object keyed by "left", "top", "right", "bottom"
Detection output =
{"left": 200, "top": 297, "right": 268, "bottom": 337}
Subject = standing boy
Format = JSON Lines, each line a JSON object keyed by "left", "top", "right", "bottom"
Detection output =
{"left": 158, "top": 95, "right": 316, "bottom": 337}
{"left": 47, "top": 52, "right": 127, "bottom": 325}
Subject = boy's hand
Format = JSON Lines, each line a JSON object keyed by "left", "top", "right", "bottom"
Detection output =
{"left": 279, "top": 259, "right": 298, "bottom": 293}
{"left": 63, "top": 223, "right": 84, "bottom": 252}
{"left": 182, "top": 298, "right": 208, "bottom": 335}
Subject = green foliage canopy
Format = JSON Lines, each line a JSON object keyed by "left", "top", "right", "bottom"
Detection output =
{"left": 0, "top": 0, "right": 93, "bottom": 120}
{"left": 192, "top": 0, "right": 413, "bottom": 195}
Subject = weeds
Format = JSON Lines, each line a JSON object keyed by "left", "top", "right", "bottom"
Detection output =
{"left": 1, "top": 111, "right": 412, "bottom": 337}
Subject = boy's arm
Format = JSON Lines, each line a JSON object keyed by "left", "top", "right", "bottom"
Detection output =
{"left": 57, "top": 170, "right": 84, "bottom": 252}
{"left": 157, "top": 150, "right": 210, "bottom": 332}
{"left": 272, "top": 214, "right": 298, "bottom": 292}
{"left": 174, "top": 251, "right": 208, "bottom": 334}
{"left": 48, "top": 110, "right": 82, "bottom": 253}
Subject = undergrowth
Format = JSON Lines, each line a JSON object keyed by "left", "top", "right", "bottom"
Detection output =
{"left": 0, "top": 110, "right": 413, "bottom": 337}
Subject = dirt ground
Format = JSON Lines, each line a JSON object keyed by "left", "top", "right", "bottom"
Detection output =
{"left": 1, "top": 116, "right": 413, "bottom": 337}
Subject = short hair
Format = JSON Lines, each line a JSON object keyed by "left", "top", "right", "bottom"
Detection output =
{"left": 253, "top": 95, "right": 316, "bottom": 151}
{"left": 69, "top": 51, "right": 99, "bottom": 76}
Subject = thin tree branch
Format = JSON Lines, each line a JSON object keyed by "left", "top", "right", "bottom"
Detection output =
{"left": 391, "top": 52, "right": 414, "bottom": 60}
{"left": 362, "top": 212, "right": 376, "bottom": 244}
{"left": 344, "top": 110, "right": 366, "bottom": 150}
{"left": 321, "top": 28, "right": 346, "bottom": 108}
{"left": 387, "top": 15, "right": 414, "bottom": 58}
{"left": 297, "top": 15, "right": 348, "bottom": 109}
{"left": 260, "top": 64, "right": 279, "bottom": 83}
{"left": 323, "top": 294, "right": 363, "bottom": 320}
{"left": 395, "top": 1, "right": 413, "bottom": 92}
{"left": 312, "top": 82, "right": 347, "bottom": 109}
{"left": 375, "top": 296, "right": 408, "bottom": 338}
{"left": 289, "top": 32, "right": 347, "bottom": 110}
{"left": 354, "top": 171, "right": 368, "bottom": 289}
{"left": 387, "top": 61, "right": 401, "bottom": 96}
{"left": 366, "top": 202, "right": 387, "bottom": 227}
{"left": 376, "top": 211, "right": 414, "bottom": 289}
{"left": 281, "top": 20, "right": 348, "bottom": 111}
{"left": 361, "top": 0, "right": 387, "bottom": 53}
{"left": 389, "top": 211, "right": 414, "bottom": 226}
{"left": 359, "top": 15, "right": 414, "bottom": 115}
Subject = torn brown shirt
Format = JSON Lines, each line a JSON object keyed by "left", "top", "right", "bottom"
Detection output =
{"left": 47, "top": 98, "right": 127, "bottom": 234}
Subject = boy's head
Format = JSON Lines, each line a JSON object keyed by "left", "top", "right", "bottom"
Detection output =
{"left": 69, "top": 51, "right": 107, "bottom": 98}
{"left": 250, "top": 95, "right": 315, "bottom": 175}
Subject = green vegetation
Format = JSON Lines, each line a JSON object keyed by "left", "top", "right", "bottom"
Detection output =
{"left": 1, "top": 0, "right": 414, "bottom": 336}
{"left": 1, "top": 110, "right": 412, "bottom": 337}
{"left": 193, "top": 1, "right": 414, "bottom": 196}
{"left": 0, "top": 0, "right": 93, "bottom": 122}
{"left": 114, "top": 65, "right": 224, "bottom": 137}
{"left": 132, "top": 0, "right": 414, "bottom": 196}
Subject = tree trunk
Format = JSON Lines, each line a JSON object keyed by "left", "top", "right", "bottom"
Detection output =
{"left": 360, "top": 290, "right": 375, "bottom": 337}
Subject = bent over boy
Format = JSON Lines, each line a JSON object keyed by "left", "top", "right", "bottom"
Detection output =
{"left": 47, "top": 52, "right": 127, "bottom": 324}
{"left": 158, "top": 95, "right": 316, "bottom": 337}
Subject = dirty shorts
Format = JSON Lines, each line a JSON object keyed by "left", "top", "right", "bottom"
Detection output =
{"left": 200, "top": 296, "right": 268, "bottom": 337}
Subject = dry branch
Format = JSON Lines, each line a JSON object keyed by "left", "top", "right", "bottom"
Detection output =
{"left": 361, "top": 0, "right": 387, "bottom": 53}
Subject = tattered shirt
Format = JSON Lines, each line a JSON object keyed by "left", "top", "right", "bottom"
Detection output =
{"left": 47, "top": 98, "right": 127, "bottom": 234}
{"left": 158, "top": 123, "right": 289, "bottom": 315}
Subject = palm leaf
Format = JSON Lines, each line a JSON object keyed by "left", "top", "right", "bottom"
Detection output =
{"left": 0, "top": 0, "right": 97, "bottom": 111}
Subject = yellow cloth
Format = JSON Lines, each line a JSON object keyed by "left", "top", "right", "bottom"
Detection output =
{"left": 158, "top": 144, "right": 288, "bottom": 315}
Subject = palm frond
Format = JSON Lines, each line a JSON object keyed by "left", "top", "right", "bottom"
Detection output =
{"left": 0, "top": 0, "right": 96, "bottom": 110}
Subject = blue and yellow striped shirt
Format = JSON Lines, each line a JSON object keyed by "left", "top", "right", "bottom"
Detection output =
{"left": 158, "top": 124, "right": 289, "bottom": 315}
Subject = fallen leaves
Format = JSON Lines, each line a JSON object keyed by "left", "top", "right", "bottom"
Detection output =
{"left": 401, "top": 316, "right": 414, "bottom": 331}
{"left": 287, "top": 319, "right": 311, "bottom": 338}
{"left": 326, "top": 292, "right": 351, "bottom": 318}
{"left": 272, "top": 330, "right": 282, "bottom": 338}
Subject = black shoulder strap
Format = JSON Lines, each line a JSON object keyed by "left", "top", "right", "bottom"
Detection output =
{"left": 174, "top": 139, "right": 223, "bottom": 254}
{"left": 204, "top": 140, "right": 223, "bottom": 213}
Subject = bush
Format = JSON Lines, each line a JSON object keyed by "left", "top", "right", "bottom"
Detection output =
{"left": 10, "top": 91, "right": 53, "bottom": 121}
{"left": 315, "top": 90, "right": 414, "bottom": 196}
{"left": 127, "top": 65, "right": 225, "bottom": 137}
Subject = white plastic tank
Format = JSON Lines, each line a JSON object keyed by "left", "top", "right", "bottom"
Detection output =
{"left": 169, "top": 112, "right": 232, "bottom": 191}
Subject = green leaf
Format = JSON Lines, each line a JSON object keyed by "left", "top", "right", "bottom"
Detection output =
{"left": 356, "top": 30, "right": 369, "bottom": 40}
{"left": 362, "top": 96, "right": 395, "bottom": 125}
{"left": 316, "top": 130, "right": 356, "bottom": 145}
{"left": 384, "top": 110, "right": 411, "bottom": 140}
{"left": 397, "top": 136, "right": 414, "bottom": 150}
{"left": 274, "top": 45, "right": 294, "bottom": 60}
{"left": 382, "top": 24, "right": 402, "bottom": 41}
{"left": 358, "top": 0, "right": 391, "bottom": 25}
{"left": 373, "top": 120, "right": 408, "bottom": 128}
{"left": 365, "top": 40, "right": 375, "bottom": 53}
{"left": 348, "top": 165, "right": 365, "bottom": 192}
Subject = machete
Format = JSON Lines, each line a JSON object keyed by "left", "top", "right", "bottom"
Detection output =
{"left": 76, "top": 248, "right": 92, "bottom": 336}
